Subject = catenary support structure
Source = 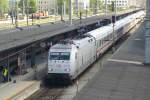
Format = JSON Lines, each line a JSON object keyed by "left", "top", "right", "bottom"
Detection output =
{"left": 145, "top": 0, "right": 150, "bottom": 64}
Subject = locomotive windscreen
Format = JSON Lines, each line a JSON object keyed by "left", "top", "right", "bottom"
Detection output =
{"left": 50, "top": 52, "right": 70, "bottom": 60}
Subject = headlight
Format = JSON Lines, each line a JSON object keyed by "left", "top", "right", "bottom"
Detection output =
{"left": 64, "top": 68, "right": 70, "bottom": 72}
{"left": 49, "top": 68, "right": 53, "bottom": 71}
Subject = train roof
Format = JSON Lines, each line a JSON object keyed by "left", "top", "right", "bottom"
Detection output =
{"left": 73, "top": 36, "right": 94, "bottom": 47}
{"left": 87, "top": 24, "right": 113, "bottom": 40}
{"left": 50, "top": 43, "right": 72, "bottom": 49}
{"left": 50, "top": 10, "right": 145, "bottom": 50}
{"left": 50, "top": 36, "right": 94, "bottom": 49}
{"left": 87, "top": 10, "right": 144, "bottom": 40}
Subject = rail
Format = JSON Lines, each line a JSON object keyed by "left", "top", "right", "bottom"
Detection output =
{"left": 26, "top": 87, "right": 64, "bottom": 100}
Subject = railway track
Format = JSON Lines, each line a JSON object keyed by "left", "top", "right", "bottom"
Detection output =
{"left": 26, "top": 29, "right": 132, "bottom": 100}
{"left": 26, "top": 87, "right": 64, "bottom": 100}
{"left": 26, "top": 16, "right": 142, "bottom": 100}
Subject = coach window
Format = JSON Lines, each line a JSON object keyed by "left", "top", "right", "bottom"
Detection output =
{"left": 50, "top": 52, "right": 60, "bottom": 60}
{"left": 60, "top": 52, "right": 70, "bottom": 60}
{"left": 101, "top": 39, "right": 103, "bottom": 46}
{"left": 108, "top": 34, "right": 110, "bottom": 40}
{"left": 75, "top": 53, "right": 77, "bottom": 59}
{"left": 101, "top": 39, "right": 103, "bottom": 45}
{"left": 99, "top": 40, "right": 101, "bottom": 47}
{"left": 104, "top": 37, "right": 107, "bottom": 43}
{"left": 106, "top": 36, "right": 108, "bottom": 42}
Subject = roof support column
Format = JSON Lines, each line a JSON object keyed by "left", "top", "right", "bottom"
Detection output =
{"left": 144, "top": 0, "right": 150, "bottom": 64}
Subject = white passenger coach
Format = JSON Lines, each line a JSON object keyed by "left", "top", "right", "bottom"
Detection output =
{"left": 47, "top": 11, "right": 145, "bottom": 80}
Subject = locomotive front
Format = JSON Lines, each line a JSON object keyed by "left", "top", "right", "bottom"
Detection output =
{"left": 47, "top": 43, "right": 75, "bottom": 80}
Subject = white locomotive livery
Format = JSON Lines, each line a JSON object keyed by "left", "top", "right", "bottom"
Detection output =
{"left": 48, "top": 11, "right": 145, "bottom": 80}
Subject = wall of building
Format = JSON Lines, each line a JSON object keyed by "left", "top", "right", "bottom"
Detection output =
{"left": 127, "top": 0, "right": 145, "bottom": 8}
{"left": 36, "top": 0, "right": 56, "bottom": 15}
{"left": 73, "top": 0, "right": 90, "bottom": 12}
{"left": 102, "top": 0, "right": 128, "bottom": 8}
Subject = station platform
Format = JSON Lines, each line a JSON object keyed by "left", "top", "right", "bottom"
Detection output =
{"left": 73, "top": 22, "right": 150, "bottom": 99}
{"left": 0, "top": 10, "right": 138, "bottom": 53}
{"left": 0, "top": 54, "right": 46, "bottom": 100}
{"left": 0, "top": 81, "right": 40, "bottom": 100}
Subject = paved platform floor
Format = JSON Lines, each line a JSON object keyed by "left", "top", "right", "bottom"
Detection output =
{"left": 0, "top": 53, "right": 46, "bottom": 100}
{"left": 73, "top": 22, "right": 150, "bottom": 100}
{"left": 0, "top": 81, "right": 40, "bottom": 100}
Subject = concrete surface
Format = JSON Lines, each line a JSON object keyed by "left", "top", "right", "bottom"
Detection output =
{"left": 0, "top": 81, "right": 40, "bottom": 100}
{"left": 73, "top": 21, "right": 150, "bottom": 100}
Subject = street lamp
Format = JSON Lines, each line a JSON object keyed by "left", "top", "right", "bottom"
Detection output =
{"left": 112, "top": 1, "right": 116, "bottom": 52}
{"left": 75, "top": 0, "right": 79, "bottom": 17}
{"left": 10, "top": 0, "right": 15, "bottom": 25}
{"left": 22, "top": 0, "right": 25, "bottom": 15}
{"left": 144, "top": 0, "right": 150, "bottom": 64}
{"left": 105, "top": 0, "right": 107, "bottom": 16}
{"left": 69, "top": 0, "right": 72, "bottom": 25}
{"left": 15, "top": 0, "right": 19, "bottom": 28}
{"left": 54, "top": 0, "right": 56, "bottom": 23}
{"left": 63, "top": 0, "right": 66, "bottom": 16}
{"left": 95, "top": 0, "right": 98, "bottom": 14}
{"left": 26, "top": 0, "right": 29, "bottom": 26}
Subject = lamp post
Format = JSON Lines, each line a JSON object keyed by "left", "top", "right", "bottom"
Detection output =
{"left": 63, "top": 0, "right": 66, "bottom": 16}
{"left": 61, "top": 4, "right": 63, "bottom": 21}
{"left": 112, "top": 1, "right": 116, "bottom": 53}
{"left": 54, "top": 0, "right": 56, "bottom": 23}
{"left": 105, "top": 0, "right": 107, "bottom": 16}
{"left": 26, "top": 0, "right": 29, "bottom": 26}
{"left": 115, "top": 0, "right": 117, "bottom": 15}
{"left": 75, "top": 0, "right": 79, "bottom": 16}
{"left": 144, "top": 0, "right": 150, "bottom": 64}
{"left": 96, "top": 0, "right": 98, "bottom": 14}
{"left": 11, "top": 0, "right": 15, "bottom": 25}
{"left": 86, "top": 6, "right": 88, "bottom": 18}
{"left": 69, "top": 0, "right": 72, "bottom": 25}
{"left": 15, "top": 0, "right": 18, "bottom": 28}
{"left": 22, "top": 0, "right": 25, "bottom": 15}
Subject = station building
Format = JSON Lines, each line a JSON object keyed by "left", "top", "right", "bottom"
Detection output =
{"left": 102, "top": 0, "right": 145, "bottom": 8}
{"left": 36, "top": 0, "right": 55, "bottom": 15}
{"left": 102, "top": 0, "right": 129, "bottom": 8}
{"left": 73, "top": 0, "right": 90, "bottom": 10}
{"left": 36, "top": 0, "right": 90, "bottom": 15}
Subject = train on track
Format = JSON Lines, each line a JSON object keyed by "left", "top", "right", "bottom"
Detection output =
{"left": 47, "top": 10, "right": 145, "bottom": 81}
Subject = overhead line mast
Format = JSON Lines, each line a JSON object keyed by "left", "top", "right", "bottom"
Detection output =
{"left": 144, "top": 0, "right": 150, "bottom": 64}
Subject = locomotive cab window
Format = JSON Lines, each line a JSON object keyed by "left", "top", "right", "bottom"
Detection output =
{"left": 50, "top": 52, "right": 59, "bottom": 60}
{"left": 60, "top": 52, "right": 70, "bottom": 60}
{"left": 50, "top": 52, "right": 70, "bottom": 60}
{"left": 75, "top": 53, "right": 77, "bottom": 59}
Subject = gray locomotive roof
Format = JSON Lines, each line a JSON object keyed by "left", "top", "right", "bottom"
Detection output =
{"left": 51, "top": 43, "right": 72, "bottom": 49}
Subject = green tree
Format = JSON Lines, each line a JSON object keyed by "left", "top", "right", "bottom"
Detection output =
{"left": 19, "top": 0, "right": 37, "bottom": 14}
{"left": 90, "top": 0, "right": 96, "bottom": 10}
{"left": 57, "top": 0, "right": 63, "bottom": 14}
{"left": 56, "top": 0, "right": 69, "bottom": 14}
{"left": 98, "top": 0, "right": 104, "bottom": 11}
{"left": 28, "top": 0, "right": 36, "bottom": 13}
{"left": 0, "top": 0, "right": 8, "bottom": 16}
{"left": 91, "top": 0, "right": 102, "bottom": 14}
{"left": 90, "top": 0, "right": 104, "bottom": 11}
